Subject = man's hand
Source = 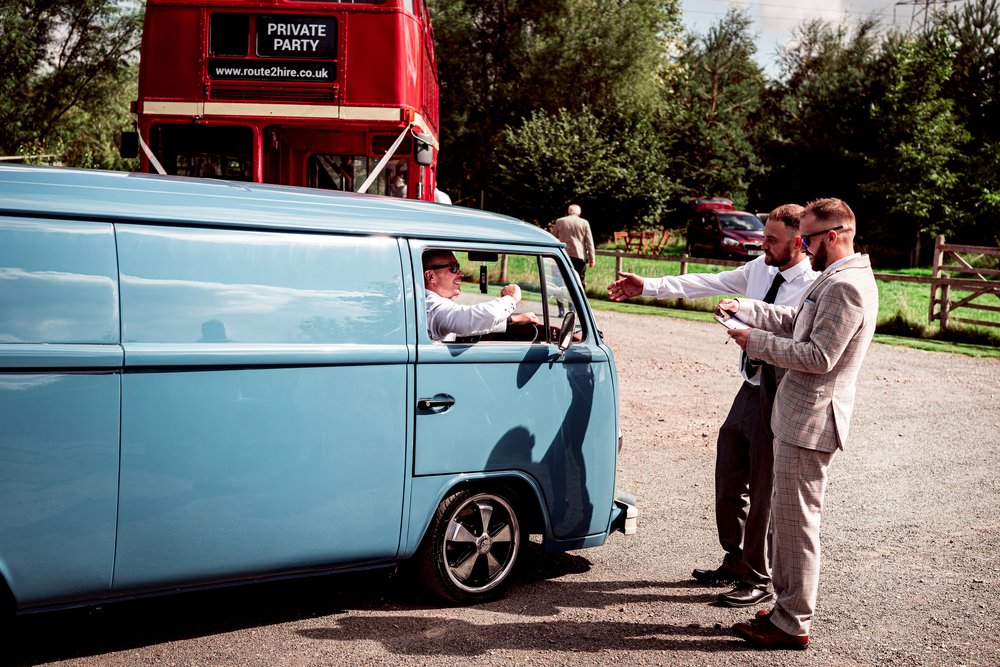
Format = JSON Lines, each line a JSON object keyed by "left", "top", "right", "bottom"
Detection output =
{"left": 607, "top": 272, "right": 644, "bottom": 301}
{"left": 716, "top": 298, "right": 739, "bottom": 317}
{"left": 501, "top": 284, "right": 522, "bottom": 303}
{"left": 589, "top": 260, "right": 595, "bottom": 268}
{"left": 510, "top": 312, "right": 539, "bottom": 326}
{"left": 727, "top": 327, "right": 751, "bottom": 350}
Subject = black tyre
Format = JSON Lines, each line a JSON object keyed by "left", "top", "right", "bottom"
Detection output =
{"left": 415, "top": 488, "right": 521, "bottom": 604}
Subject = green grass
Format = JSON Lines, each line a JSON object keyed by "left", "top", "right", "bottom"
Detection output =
{"left": 461, "top": 249, "right": 1000, "bottom": 356}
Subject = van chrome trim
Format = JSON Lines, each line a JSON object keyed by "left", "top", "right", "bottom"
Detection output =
{"left": 0, "top": 344, "right": 123, "bottom": 369}
{"left": 122, "top": 343, "right": 408, "bottom": 367}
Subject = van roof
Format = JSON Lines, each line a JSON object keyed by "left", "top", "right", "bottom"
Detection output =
{"left": 0, "top": 165, "right": 558, "bottom": 247}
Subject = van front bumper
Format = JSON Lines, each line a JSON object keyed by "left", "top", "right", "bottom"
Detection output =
{"left": 610, "top": 491, "right": 638, "bottom": 535}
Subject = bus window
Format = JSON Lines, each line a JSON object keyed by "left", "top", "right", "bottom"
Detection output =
{"left": 209, "top": 13, "right": 250, "bottom": 56}
{"left": 308, "top": 154, "right": 408, "bottom": 196}
{"left": 149, "top": 125, "right": 253, "bottom": 181}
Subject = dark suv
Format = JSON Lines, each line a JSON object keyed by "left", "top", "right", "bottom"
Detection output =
{"left": 685, "top": 198, "right": 765, "bottom": 260}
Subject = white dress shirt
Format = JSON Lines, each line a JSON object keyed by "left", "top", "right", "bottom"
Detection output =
{"left": 425, "top": 289, "right": 514, "bottom": 342}
{"left": 641, "top": 256, "right": 819, "bottom": 383}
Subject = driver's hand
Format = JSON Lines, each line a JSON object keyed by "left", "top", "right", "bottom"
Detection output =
{"left": 510, "top": 312, "right": 539, "bottom": 326}
{"left": 501, "top": 284, "right": 522, "bottom": 303}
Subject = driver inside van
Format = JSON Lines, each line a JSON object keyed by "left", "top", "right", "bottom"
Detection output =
{"left": 423, "top": 250, "right": 539, "bottom": 342}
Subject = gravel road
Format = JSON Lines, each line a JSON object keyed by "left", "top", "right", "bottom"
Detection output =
{"left": 9, "top": 310, "right": 1000, "bottom": 667}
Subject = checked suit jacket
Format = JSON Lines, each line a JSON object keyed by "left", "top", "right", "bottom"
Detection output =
{"left": 734, "top": 254, "right": 879, "bottom": 453}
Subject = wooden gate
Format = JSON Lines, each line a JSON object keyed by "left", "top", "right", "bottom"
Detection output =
{"left": 928, "top": 235, "right": 1000, "bottom": 330}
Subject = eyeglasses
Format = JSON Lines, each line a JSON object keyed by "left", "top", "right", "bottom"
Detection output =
{"left": 426, "top": 262, "right": 461, "bottom": 274}
{"left": 798, "top": 225, "right": 844, "bottom": 249}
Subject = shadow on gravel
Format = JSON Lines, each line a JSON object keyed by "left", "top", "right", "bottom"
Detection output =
{"left": 4, "top": 568, "right": 402, "bottom": 667}
{"left": 298, "top": 617, "right": 747, "bottom": 655}
{"left": 3, "top": 542, "right": 725, "bottom": 665}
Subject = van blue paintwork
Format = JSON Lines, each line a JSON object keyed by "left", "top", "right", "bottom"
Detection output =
{"left": 0, "top": 165, "right": 627, "bottom": 612}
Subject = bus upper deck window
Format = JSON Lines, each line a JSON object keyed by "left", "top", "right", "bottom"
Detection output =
{"left": 210, "top": 14, "right": 250, "bottom": 57}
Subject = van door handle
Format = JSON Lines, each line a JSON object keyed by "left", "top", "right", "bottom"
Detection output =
{"left": 417, "top": 395, "right": 455, "bottom": 412}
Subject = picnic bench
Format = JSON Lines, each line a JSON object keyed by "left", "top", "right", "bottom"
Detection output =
{"left": 613, "top": 230, "right": 672, "bottom": 254}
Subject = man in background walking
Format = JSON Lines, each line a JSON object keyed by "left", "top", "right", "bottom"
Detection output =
{"left": 553, "top": 204, "right": 595, "bottom": 287}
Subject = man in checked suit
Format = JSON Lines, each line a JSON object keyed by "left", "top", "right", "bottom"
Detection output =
{"left": 721, "top": 198, "right": 879, "bottom": 650}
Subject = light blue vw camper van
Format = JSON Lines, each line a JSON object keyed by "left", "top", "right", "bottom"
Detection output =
{"left": 0, "top": 165, "right": 635, "bottom": 616}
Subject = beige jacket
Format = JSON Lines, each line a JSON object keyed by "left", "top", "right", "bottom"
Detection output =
{"left": 735, "top": 254, "right": 879, "bottom": 452}
{"left": 553, "top": 214, "right": 595, "bottom": 264}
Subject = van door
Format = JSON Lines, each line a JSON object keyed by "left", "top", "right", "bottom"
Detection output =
{"left": 411, "top": 243, "right": 617, "bottom": 541}
{"left": 0, "top": 218, "right": 121, "bottom": 607}
{"left": 113, "top": 225, "right": 409, "bottom": 590}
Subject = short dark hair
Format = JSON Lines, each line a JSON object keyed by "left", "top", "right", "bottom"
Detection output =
{"left": 768, "top": 203, "right": 805, "bottom": 230}
{"left": 422, "top": 249, "right": 455, "bottom": 271}
{"left": 804, "top": 198, "right": 855, "bottom": 228}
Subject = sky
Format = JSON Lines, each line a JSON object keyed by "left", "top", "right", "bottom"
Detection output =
{"left": 679, "top": 0, "right": 929, "bottom": 78}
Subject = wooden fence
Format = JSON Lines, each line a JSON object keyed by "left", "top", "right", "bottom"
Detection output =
{"left": 927, "top": 235, "right": 1000, "bottom": 330}
{"left": 596, "top": 234, "right": 1000, "bottom": 331}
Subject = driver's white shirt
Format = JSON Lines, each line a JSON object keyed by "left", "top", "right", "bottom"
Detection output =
{"left": 425, "top": 289, "right": 514, "bottom": 342}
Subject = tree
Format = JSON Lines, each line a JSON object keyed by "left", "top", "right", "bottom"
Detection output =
{"left": 933, "top": 0, "right": 1000, "bottom": 245}
{"left": 861, "top": 33, "right": 968, "bottom": 264}
{"left": 428, "top": 0, "right": 682, "bottom": 211}
{"left": 0, "top": 0, "right": 142, "bottom": 168}
{"left": 750, "top": 18, "right": 882, "bottom": 223}
{"left": 668, "top": 8, "right": 765, "bottom": 210}
{"left": 498, "top": 107, "right": 679, "bottom": 237}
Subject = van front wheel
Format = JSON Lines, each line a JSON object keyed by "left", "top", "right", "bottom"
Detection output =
{"left": 416, "top": 489, "right": 521, "bottom": 603}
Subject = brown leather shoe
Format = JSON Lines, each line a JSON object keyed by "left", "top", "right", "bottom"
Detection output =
{"left": 733, "top": 616, "right": 809, "bottom": 650}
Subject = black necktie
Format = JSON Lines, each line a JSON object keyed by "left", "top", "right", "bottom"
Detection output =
{"left": 743, "top": 272, "right": 785, "bottom": 379}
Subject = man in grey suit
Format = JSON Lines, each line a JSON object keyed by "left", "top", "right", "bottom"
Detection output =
{"left": 720, "top": 198, "right": 879, "bottom": 650}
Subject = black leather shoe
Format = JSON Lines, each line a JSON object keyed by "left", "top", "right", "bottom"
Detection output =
{"left": 691, "top": 566, "right": 742, "bottom": 586}
{"left": 717, "top": 583, "right": 775, "bottom": 608}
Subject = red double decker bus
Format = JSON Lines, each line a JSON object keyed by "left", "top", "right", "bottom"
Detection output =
{"left": 129, "top": 0, "right": 440, "bottom": 200}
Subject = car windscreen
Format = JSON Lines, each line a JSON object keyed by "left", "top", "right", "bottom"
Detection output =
{"left": 718, "top": 213, "right": 764, "bottom": 231}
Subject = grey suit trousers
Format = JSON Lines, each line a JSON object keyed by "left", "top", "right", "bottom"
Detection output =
{"left": 715, "top": 381, "right": 773, "bottom": 587}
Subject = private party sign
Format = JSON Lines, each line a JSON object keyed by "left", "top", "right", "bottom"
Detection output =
{"left": 257, "top": 16, "right": 337, "bottom": 58}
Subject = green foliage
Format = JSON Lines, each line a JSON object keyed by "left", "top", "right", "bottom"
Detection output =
{"left": 428, "top": 0, "right": 683, "bottom": 209}
{"left": 498, "top": 107, "right": 679, "bottom": 239}
{"left": 751, "top": 18, "right": 882, "bottom": 213}
{"left": 667, "top": 8, "right": 765, "bottom": 209}
{"left": 0, "top": 0, "right": 142, "bottom": 168}
{"left": 932, "top": 0, "right": 1000, "bottom": 245}
{"left": 860, "top": 33, "right": 969, "bottom": 262}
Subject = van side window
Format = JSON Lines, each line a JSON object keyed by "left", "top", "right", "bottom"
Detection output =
{"left": 421, "top": 250, "right": 583, "bottom": 345}
{"left": 0, "top": 218, "right": 119, "bottom": 344}
{"left": 117, "top": 226, "right": 404, "bottom": 346}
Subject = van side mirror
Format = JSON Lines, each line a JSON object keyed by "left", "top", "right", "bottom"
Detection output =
{"left": 120, "top": 131, "right": 139, "bottom": 159}
{"left": 414, "top": 132, "right": 434, "bottom": 166}
{"left": 557, "top": 311, "right": 577, "bottom": 351}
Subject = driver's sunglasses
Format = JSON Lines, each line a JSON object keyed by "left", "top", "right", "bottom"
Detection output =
{"left": 427, "top": 262, "right": 462, "bottom": 274}
{"left": 798, "top": 225, "right": 844, "bottom": 249}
